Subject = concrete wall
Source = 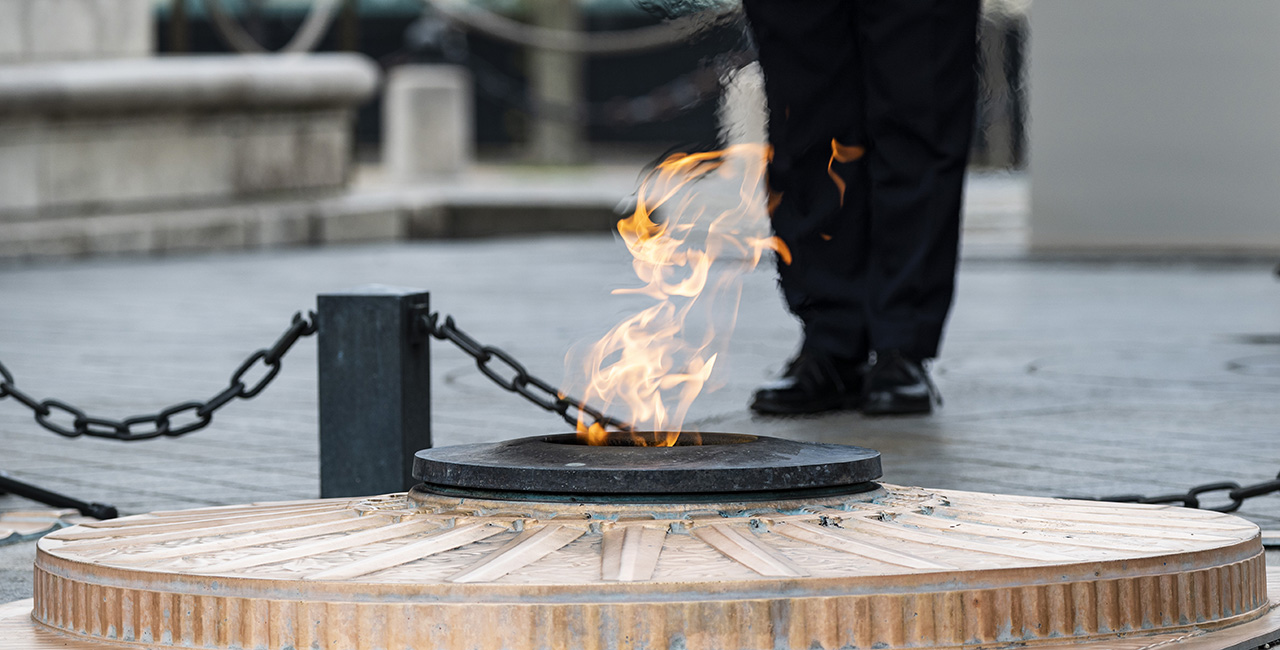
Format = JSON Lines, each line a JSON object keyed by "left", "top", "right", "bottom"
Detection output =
{"left": 0, "top": 0, "right": 152, "bottom": 63}
{"left": 1028, "top": 0, "right": 1280, "bottom": 252}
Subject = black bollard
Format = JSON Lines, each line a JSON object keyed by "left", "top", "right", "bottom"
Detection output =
{"left": 317, "top": 286, "right": 431, "bottom": 498}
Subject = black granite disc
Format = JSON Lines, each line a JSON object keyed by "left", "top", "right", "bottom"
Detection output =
{"left": 413, "top": 432, "right": 881, "bottom": 500}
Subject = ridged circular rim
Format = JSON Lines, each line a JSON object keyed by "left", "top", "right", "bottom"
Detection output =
{"left": 25, "top": 485, "right": 1271, "bottom": 650}
{"left": 412, "top": 433, "right": 883, "bottom": 495}
{"left": 8, "top": 589, "right": 1280, "bottom": 650}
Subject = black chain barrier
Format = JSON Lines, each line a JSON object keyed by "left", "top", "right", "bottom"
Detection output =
{"left": 417, "top": 312, "right": 633, "bottom": 434}
{"left": 1068, "top": 471, "right": 1280, "bottom": 513}
{"left": 7, "top": 304, "right": 1277, "bottom": 515}
{"left": 0, "top": 311, "right": 317, "bottom": 442}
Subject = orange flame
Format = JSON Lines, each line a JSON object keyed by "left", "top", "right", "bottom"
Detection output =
{"left": 826, "top": 139, "right": 865, "bottom": 207}
{"left": 565, "top": 144, "right": 788, "bottom": 446}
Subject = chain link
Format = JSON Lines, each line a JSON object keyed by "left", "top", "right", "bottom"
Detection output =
{"left": 4, "top": 308, "right": 623, "bottom": 441}
{"left": 417, "top": 311, "right": 633, "bottom": 433}
{"left": 1074, "top": 472, "right": 1280, "bottom": 513}
{"left": 0, "top": 312, "right": 316, "bottom": 441}
{"left": 6, "top": 303, "right": 1278, "bottom": 511}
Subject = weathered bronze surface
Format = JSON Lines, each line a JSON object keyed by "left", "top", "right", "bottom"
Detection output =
{"left": 14, "top": 486, "right": 1275, "bottom": 650}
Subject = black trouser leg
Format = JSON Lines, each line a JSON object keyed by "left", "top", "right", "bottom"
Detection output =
{"left": 744, "top": 0, "right": 979, "bottom": 362}
{"left": 743, "top": 0, "right": 871, "bottom": 361}
{"left": 770, "top": 142, "right": 873, "bottom": 361}
{"left": 858, "top": 0, "right": 980, "bottom": 360}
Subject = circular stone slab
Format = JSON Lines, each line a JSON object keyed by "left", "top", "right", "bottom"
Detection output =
{"left": 412, "top": 432, "right": 882, "bottom": 498}
{"left": 22, "top": 486, "right": 1273, "bottom": 650}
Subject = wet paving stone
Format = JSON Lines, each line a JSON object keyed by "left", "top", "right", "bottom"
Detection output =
{"left": 1, "top": 238, "right": 1278, "bottom": 602}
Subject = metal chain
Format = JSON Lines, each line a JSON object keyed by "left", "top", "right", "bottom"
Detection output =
{"left": 416, "top": 312, "right": 633, "bottom": 433}
{"left": 204, "top": 0, "right": 341, "bottom": 54}
{"left": 461, "top": 49, "right": 745, "bottom": 127}
{"left": 5, "top": 304, "right": 1277, "bottom": 512}
{"left": 402, "top": 7, "right": 754, "bottom": 127}
{"left": 421, "top": 0, "right": 741, "bottom": 56}
{"left": 1070, "top": 472, "right": 1280, "bottom": 513}
{"left": 0, "top": 312, "right": 317, "bottom": 441}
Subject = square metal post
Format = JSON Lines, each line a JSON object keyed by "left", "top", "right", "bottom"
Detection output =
{"left": 317, "top": 286, "right": 430, "bottom": 497}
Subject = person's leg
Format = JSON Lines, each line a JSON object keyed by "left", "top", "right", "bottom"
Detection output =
{"left": 857, "top": 0, "right": 980, "bottom": 361}
{"left": 854, "top": 0, "right": 979, "bottom": 414}
{"left": 772, "top": 139, "right": 871, "bottom": 361}
{"left": 744, "top": 0, "right": 871, "bottom": 414}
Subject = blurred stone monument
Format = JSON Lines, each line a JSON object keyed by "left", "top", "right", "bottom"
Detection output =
{"left": 527, "top": 0, "right": 585, "bottom": 165}
{"left": 0, "top": 0, "right": 380, "bottom": 258}
{"left": 384, "top": 65, "right": 474, "bottom": 182}
{"left": 0, "top": 0, "right": 152, "bottom": 63}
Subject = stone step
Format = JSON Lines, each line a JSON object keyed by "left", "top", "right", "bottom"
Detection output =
{"left": 0, "top": 188, "right": 625, "bottom": 261}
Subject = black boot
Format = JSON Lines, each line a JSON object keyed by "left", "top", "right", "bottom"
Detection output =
{"left": 861, "top": 350, "right": 940, "bottom": 416}
{"left": 750, "top": 352, "right": 864, "bottom": 415}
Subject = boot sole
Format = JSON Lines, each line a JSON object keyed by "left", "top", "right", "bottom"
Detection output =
{"left": 861, "top": 398, "right": 933, "bottom": 417}
{"left": 749, "top": 395, "right": 862, "bottom": 416}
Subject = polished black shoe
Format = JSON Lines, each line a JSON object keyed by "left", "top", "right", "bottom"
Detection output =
{"left": 750, "top": 352, "right": 864, "bottom": 415}
{"left": 861, "top": 350, "right": 940, "bottom": 416}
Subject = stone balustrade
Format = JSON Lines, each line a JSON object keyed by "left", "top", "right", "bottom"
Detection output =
{"left": 0, "top": 53, "right": 380, "bottom": 220}
{"left": 0, "top": 0, "right": 152, "bottom": 64}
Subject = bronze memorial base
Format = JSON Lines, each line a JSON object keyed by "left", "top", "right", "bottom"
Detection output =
{"left": 2, "top": 434, "right": 1278, "bottom": 649}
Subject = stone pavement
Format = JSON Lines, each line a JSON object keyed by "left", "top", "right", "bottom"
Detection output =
{"left": 2, "top": 172, "right": 1280, "bottom": 602}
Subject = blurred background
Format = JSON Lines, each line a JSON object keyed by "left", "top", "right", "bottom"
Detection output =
{"left": 3, "top": 0, "right": 1280, "bottom": 568}
{"left": 7, "top": 0, "right": 1279, "bottom": 259}
{"left": 152, "top": 0, "right": 1026, "bottom": 167}
{"left": 0, "top": 0, "right": 1037, "bottom": 260}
